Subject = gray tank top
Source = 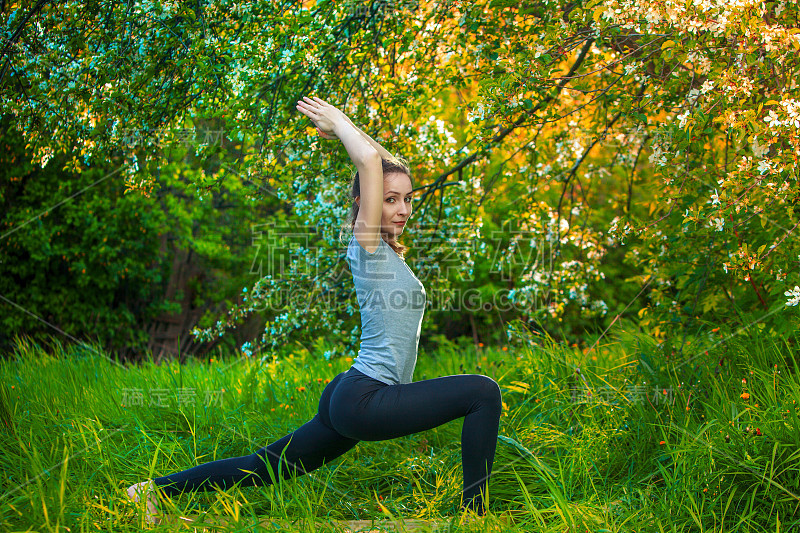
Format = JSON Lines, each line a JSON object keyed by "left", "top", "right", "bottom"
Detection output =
{"left": 345, "top": 234, "right": 427, "bottom": 385}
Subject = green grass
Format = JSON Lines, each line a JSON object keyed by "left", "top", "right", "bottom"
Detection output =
{"left": 1, "top": 325, "right": 799, "bottom": 532}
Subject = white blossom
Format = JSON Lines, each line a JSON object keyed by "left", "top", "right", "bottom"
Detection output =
{"left": 785, "top": 286, "right": 800, "bottom": 306}
{"left": 751, "top": 136, "right": 769, "bottom": 158}
{"left": 764, "top": 110, "right": 782, "bottom": 129}
{"left": 782, "top": 98, "right": 800, "bottom": 129}
{"left": 649, "top": 144, "right": 667, "bottom": 166}
{"left": 676, "top": 110, "right": 691, "bottom": 128}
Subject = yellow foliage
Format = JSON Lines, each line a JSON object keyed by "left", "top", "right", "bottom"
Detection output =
{"left": 507, "top": 381, "right": 530, "bottom": 394}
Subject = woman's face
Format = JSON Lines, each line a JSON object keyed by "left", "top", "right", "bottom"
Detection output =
{"left": 356, "top": 172, "right": 413, "bottom": 241}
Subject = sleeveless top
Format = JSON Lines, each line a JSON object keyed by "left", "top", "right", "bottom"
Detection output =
{"left": 345, "top": 234, "right": 426, "bottom": 385}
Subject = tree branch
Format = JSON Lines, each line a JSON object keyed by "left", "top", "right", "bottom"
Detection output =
{"left": 415, "top": 36, "right": 596, "bottom": 216}
{"left": 0, "top": 0, "right": 52, "bottom": 86}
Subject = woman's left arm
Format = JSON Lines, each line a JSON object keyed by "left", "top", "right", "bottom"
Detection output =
{"left": 345, "top": 118, "right": 396, "bottom": 161}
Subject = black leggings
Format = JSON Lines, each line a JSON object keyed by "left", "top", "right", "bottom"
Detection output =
{"left": 153, "top": 367, "right": 502, "bottom": 515}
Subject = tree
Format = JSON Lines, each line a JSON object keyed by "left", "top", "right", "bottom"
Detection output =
{"left": 2, "top": 0, "right": 798, "bottom": 361}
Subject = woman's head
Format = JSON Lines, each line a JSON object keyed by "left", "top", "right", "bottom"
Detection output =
{"left": 342, "top": 157, "right": 414, "bottom": 257}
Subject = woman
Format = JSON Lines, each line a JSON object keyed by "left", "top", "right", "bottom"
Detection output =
{"left": 127, "top": 96, "right": 503, "bottom": 525}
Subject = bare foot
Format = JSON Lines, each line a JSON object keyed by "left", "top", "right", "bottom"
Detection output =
{"left": 127, "top": 480, "right": 160, "bottom": 525}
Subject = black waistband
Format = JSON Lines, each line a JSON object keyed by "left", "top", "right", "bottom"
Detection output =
{"left": 344, "top": 366, "right": 391, "bottom": 385}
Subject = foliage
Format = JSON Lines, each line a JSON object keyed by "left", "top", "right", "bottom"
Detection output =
{"left": 0, "top": 115, "right": 171, "bottom": 353}
{"left": 1, "top": 0, "right": 799, "bottom": 357}
{"left": 0, "top": 114, "right": 275, "bottom": 356}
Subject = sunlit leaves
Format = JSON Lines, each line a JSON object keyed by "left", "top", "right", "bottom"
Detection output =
{"left": 3, "top": 0, "right": 800, "bottom": 355}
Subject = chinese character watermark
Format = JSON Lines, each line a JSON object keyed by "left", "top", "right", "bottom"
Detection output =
{"left": 118, "top": 128, "right": 226, "bottom": 149}
{"left": 569, "top": 384, "right": 675, "bottom": 405}
{"left": 120, "top": 387, "right": 226, "bottom": 408}
{"left": 349, "top": 0, "right": 419, "bottom": 18}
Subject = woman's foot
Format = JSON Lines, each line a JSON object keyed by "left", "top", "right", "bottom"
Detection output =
{"left": 127, "top": 480, "right": 160, "bottom": 525}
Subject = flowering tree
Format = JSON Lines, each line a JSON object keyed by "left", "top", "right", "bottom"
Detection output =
{"left": 592, "top": 0, "right": 800, "bottom": 340}
{"left": 2, "top": 0, "right": 798, "bottom": 358}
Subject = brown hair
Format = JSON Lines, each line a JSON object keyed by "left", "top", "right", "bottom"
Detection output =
{"left": 339, "top": 156, "right": 413, "bottom": 258}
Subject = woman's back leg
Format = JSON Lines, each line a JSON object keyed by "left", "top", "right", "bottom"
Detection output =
{"left": 154, "top": 372, "right": 359, "bottom": 497}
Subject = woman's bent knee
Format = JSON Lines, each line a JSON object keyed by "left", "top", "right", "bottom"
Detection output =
{"left": 476, "top": 375, "right": 502, "bottom": 410}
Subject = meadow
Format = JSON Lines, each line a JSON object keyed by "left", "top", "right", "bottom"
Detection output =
{"left": 1, "top": 326, "right": 798, "bottom": 532}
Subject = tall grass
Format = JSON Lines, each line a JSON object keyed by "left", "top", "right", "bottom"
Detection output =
{"left": 1, "top": 323, "right": 798, "bottom": 532}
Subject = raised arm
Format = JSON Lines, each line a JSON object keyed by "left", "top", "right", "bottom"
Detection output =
{"left": 344, "top": 117, "right": 396, "bottom": 161}
{"left": 296, "top": 96, "right": 384, "bottom": 252}
{"left": 308, "top": 102, "right": 396, "bottom": 161}
{"left": 296, "top": 96, "right": 378, "bottom": 166}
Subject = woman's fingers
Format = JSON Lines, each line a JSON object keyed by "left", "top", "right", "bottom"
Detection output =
{"left": 296, "top": 106, "right": 315, "bottom": 120}
{"left": 297, "top": 97, "right": 341, "bottom": 135}
{"left": 296, "top": 100, "right": 319, "bottom": 119}
{"left": 299, "top": 95, "right": 331, "bottom": 111}
{"left": 304, "top": 96, "right": 331, "bottom": 112}
{"left": 303, "top": 96, "right": 322, "bottom": 109}
{"left": 298, "top": 97, "right": 327, "bottom": 117}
